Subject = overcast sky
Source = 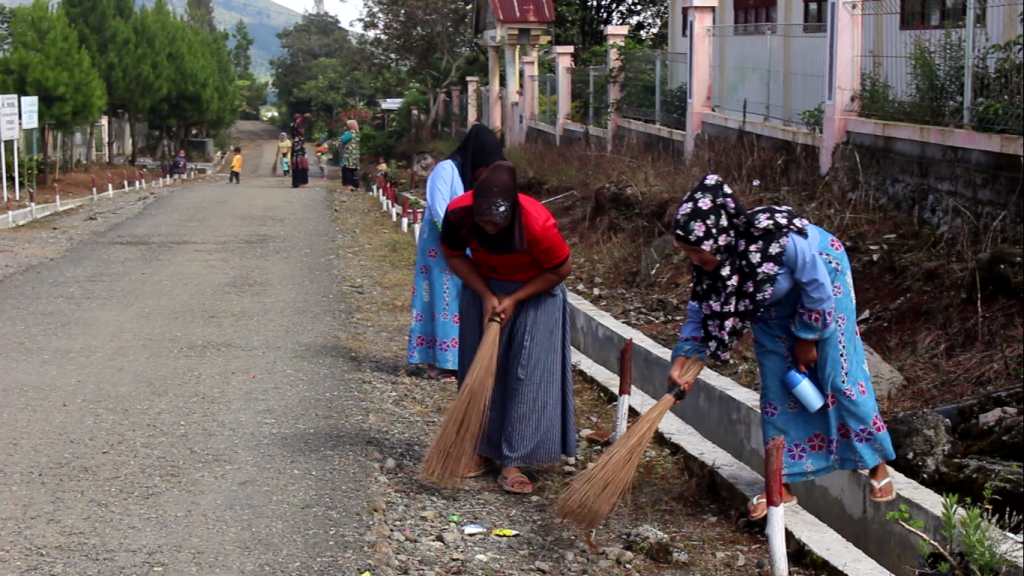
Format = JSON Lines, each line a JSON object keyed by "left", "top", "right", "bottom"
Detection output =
{"left": 272, "top": 0, "right": 365, "bottom": 30}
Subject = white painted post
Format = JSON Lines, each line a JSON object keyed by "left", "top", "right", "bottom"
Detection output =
{"left": 612, "top": 340, "right": 633, "bottom": 442}
{"left": 765, "top": 437, "right": 789, "bottom": 576}
{"left": 54, "top": 184, "right": 61, "bottom": 212}
{"left": 92, "top": 175, "right": 97, "bottom": 200}
{"left": 107, "top": 173, "right": 114, "bottom": 197}
{"left": 1, "top": 141, "right": 8, "bottom": 205}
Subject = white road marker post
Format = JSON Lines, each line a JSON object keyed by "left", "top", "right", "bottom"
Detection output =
{"left": 612, "top": 339, "right": 634, "bottom": 443}
{"left": 765, "top": 437, "right": 790, "bottom": 576}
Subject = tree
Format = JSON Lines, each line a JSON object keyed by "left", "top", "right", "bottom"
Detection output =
{"left": 0, "top": 0, "right": 106, "bottom": 182}
{"left": 360, "top": 0, "right": 475, "bottom": 135}
{"left": 271, "top": 12, "right": 367, "bottom": 122}
{"left": 552, "top": 0, "right": 668, "bottom": 57}
{"left": 63, "top": 0, "right": 137, "bottom": 164}
{"left": 187, "top": 0, "right": 218, "bottom": 35}
{"left": 231, "top": 20, "right": 268, "bottom": 119}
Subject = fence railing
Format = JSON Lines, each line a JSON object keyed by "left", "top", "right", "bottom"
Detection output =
{"left": 571, "top": 65, "right": 610, "bottom": 128}
{"left": 850, "top": 0, "right": 1023, "bottom": 135}
{"left": 531, "top": 75, "right": 557, "bottom": 125}
{"left": 616, "top": 50, "right": 689, "bottom": 130}
{"left": 709, "top": 23, "right": 829, "bottom": 130}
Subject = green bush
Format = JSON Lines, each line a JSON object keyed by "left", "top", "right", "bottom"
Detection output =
{"left": 361, "top": 129, "right": 403, "bottom": 161}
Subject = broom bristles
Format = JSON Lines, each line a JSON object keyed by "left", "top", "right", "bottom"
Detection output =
{"left": 419, "top": 319, "right": 502, "bottom": 488}
{"left": 557, "top": 361, "right": 703, "bottom": 530}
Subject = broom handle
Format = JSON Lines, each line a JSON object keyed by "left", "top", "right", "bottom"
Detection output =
{"left": 667, "top": 359, "right": 704, "bottom": 403}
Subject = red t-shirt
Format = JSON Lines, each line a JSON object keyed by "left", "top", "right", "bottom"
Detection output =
{"left": 441, "top": 192, "right": 571, "bottom": 282}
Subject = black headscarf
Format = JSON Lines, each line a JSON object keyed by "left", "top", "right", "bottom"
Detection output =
{"left": 672, "top": 175, "right": 811, "bottom": 362}
{"left": 445, "top": 161, "right": 526, "bottom": 254}
{"left": 448, "top": 124, "right": 506, "bottom": 192}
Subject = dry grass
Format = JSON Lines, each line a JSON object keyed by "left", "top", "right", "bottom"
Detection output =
{"left": 419, "top": 319, "right": 501, "bottom": 489}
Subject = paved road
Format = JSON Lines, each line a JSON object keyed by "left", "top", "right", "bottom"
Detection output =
{"left": 1, "top": 122, "right": 377, "bottom": 574}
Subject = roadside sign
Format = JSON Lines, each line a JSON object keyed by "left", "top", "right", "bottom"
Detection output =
{"left": 1, "top": 95, "right": 20, "bottom": 141}
{"left": 20, "top": 96, "right": 38, "bottom": 130}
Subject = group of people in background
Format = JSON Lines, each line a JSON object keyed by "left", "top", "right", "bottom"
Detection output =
{"left": 405, "top": 125, "right": 897, "bottom": 508}
{"left": 273, "top": 114, "right": 361, "bottom": 190}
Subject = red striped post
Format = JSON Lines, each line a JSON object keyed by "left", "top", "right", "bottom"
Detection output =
{"left": 765, "top": 436, "right": 789, "bottom": 576}
{"left": 612, "top": 339, "right": 634, "bottom": 442}
{"left": 91, "top": 175, "right": 97, "bottom": 199}
{"left": 107, "top": 172, "right": 114, "bottom": 196}
{"left": 54, "top": 183, "right": 61, "bottom": 211}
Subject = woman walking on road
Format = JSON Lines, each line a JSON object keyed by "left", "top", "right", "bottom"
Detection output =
{"left": 290, "top": 113, "right": 310, "bottom": 188}
{"left": 667, "top": 175, "right": 897, "bottom": 520}
{"left": 339, "top": 120, "right": 361, "bottom": 191}
{"left": 440, "top": 161, "right": 576, "bottom": 495}
{"left": 407, "top": 125, "right": 505, "bottom": 381}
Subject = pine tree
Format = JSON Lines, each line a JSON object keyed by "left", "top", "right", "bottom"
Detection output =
{"left": 0, "top": 0, "right": 106, "bottom": 182}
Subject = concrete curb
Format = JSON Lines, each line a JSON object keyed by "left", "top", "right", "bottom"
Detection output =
{"left": 572, "top": 349, "right": 893, "bottom": 576}
{"left": 566, "top": 291, "right": 1023, "bottom": 576}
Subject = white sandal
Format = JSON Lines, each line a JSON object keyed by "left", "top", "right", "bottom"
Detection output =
{"left": 748, "top": 494, "right": 798, "bottom": 521}
{"left": 870, "top": 476, "right": 898, "bottom": 503}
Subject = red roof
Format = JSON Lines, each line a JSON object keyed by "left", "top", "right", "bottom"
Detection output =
{"left": 490, "top": 0, "right": 555, "bottom": 24}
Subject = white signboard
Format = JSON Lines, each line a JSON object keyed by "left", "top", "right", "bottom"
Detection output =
{"left": 1, "top": 95, "right": 20, "bottom": 141}
{"left": 20, "top": 96, "right": 39, "bottom": 130}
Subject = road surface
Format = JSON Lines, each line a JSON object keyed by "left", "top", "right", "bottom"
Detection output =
{"left": 1, "top": 122, "right": 378, "bottom": 573}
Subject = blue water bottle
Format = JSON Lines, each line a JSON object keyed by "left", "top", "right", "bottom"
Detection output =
{"left": 784, "top": 369, "right": 826, "bottom": 413}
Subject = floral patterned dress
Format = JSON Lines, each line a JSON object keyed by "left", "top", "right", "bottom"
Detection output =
{"left": 676, "top": 225, "right": 896, "bottom": 483}
{"left": 407, "top": 159, "right": 464, "bottom": 371}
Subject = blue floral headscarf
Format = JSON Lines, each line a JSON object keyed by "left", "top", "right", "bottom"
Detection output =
{"left": 673, "top": 175, "right": 811, "bottom": 362}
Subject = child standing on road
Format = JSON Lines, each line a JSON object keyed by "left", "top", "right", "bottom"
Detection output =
{"left": 316, "top": 152, "right": 327, "bottom": 179}
{"left": 229, "top": 147, "right": 243, "bottom": 184}
{"left": 172, "top": 150, "right": 188, "bottom": 185}
{"left": 281, "top": 153, "right": 290, "bottom": 177}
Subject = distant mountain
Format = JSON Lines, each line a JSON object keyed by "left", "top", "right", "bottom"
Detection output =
{"left": 0, "top": 0, "right": 303, "bottom": 75}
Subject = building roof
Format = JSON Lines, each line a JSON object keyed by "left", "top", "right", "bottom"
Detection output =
{"left": 489, "top": 0, "right": 555, "bottom": 24}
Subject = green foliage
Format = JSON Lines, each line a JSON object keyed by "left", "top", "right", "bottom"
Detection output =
{"left": 360, "top": 129, "right": 403, "bottom": 161}
{"left": 360, "top": 0, "right": 475, "bottom": 135}
{"left": 0, "top": 0, "right": 106, "bottom": 130}
{"left": 800, "top": 103, "right": 824, "bottom": 133}
{"left": 855, "top": 22, "right": 1023, "bottom": 135}
{"left": 271, "top": 12, "right": 368, "bottom": 122}
{"left": 552, "top": 0, "right": 668, "bottom": 56}
{"left": 232, "top": 20, "right": 269, "bottom": 118}
{"left": 613, "top": 43, "right": 687, "bottom": 129}
{"left": 887, "top": 485, "right": 1018, "bottom": 576}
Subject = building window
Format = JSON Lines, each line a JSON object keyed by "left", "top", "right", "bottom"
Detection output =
{"left": 682, "top": 7, "right": 689, "bottom": 37}
{"left": 804, "top": 0, "right": 827, "bottom": 33}
{"left": 900, "top": 0, "right": 986, "bottom": 29}
{"left": 734, "top": 0, "right": 777, "bottom": 34}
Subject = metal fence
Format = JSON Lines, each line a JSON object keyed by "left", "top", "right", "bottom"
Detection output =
{"left": 616, "top": 50, "right": 689, "bottom": 130}
{"left": 531, "top": 74, "right": 557, "bottom": 125}
{"left": 571, "top": 65, "right": 610, "bottom": 128}
{"left": 709, "top": 24, "right": 829, "bottom": 130}
{"left": 852, "top": 0, "right": 1023, "bottom": 135}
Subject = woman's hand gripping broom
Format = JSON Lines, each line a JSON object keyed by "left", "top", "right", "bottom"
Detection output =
{"left": 419, "top": 316, "right": 503, "bottom": 489}
{"left": 557, "top": 357, "right": 704, "bottom": 531}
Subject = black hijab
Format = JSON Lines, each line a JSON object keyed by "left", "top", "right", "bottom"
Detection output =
{"left": 446, "top": 161, "right": 526, "bottom": 254}
{"left": 672, "top": 175, "right": 811, "bottom": 362}
{"left": 448, "top": 124, "right": 506, "bottom": 192}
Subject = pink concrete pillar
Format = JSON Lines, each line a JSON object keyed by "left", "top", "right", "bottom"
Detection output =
{"left": 606, "top": 25, "right": 630, "bottom": 151}
{"left": 522, "top": 56, "right": 538, "bottom": 130}
{"left": 488, "top": 46, "right": 503, "bottom": 132}
{"left": 820, "top": 0, "right": 862, "bottom": 174}
{"left": 683, "top": 0, "right": 716, "bottom": 157}
{"left": 466, "top": 76, "right": 480, "bottom": 127}
{"left": 554, "top": 45, "right": 575, "bottom": 145}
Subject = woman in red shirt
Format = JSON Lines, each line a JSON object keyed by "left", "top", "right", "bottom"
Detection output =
{"left": 440, "top": 161, "right": 576, "bottom": 495}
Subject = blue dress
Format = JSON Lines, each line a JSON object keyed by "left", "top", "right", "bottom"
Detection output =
{"left": 407, "top": 160, "right": 464, "bottom": 371}
{"left": 674, "top": 225, "right": 896, "bottom": 483}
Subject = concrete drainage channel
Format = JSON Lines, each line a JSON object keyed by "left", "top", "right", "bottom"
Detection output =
{"left": 373, "top": 185, "right": 1024, "bottom": 576}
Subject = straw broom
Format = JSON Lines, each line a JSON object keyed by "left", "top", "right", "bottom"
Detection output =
{"left": 419, "top": 316, "right": 503, "bottom": 489}
{"left": 557, "top": 359, "right": 704, "bottom": 530}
